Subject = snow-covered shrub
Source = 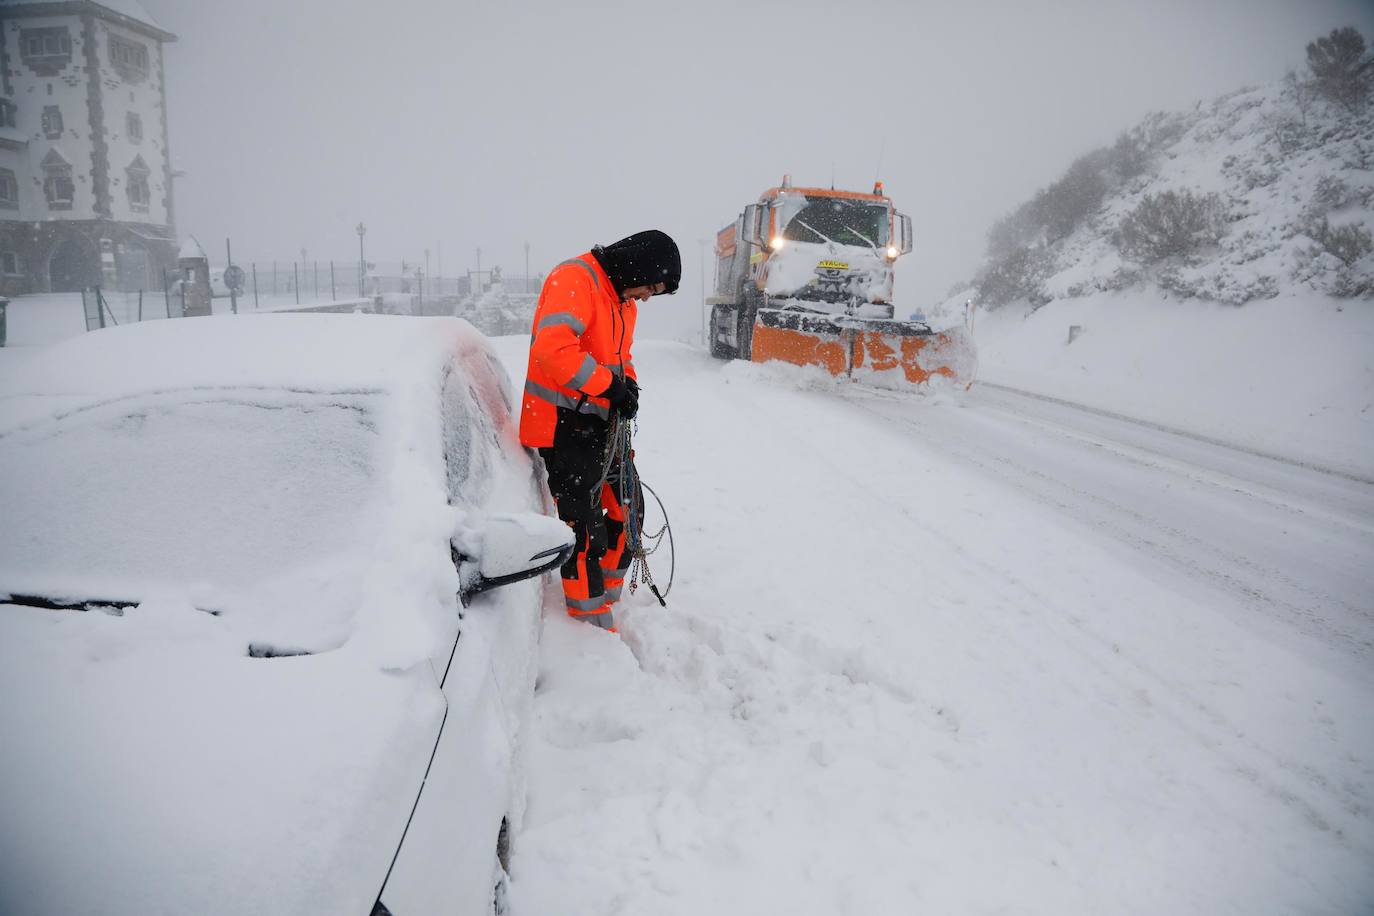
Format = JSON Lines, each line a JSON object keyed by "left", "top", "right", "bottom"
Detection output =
{"left": 1108, "top": 131, "right": 1149, "bottom": 179}
{"left": 1116, "top": 190, "right": 1226, "bottom": 263}
{"left": 1309, "top": 175, "right": 1354, "bottom": 212}
{"left": 1039, "top": 153, "right": 1111, "bottom": 242}
{"left": 985, "top": 207, "right": 1039, "bottom": 260}
{"left": 1292, "top": 246, "right": 1373, "bottom": 298}
{"left": 1263, "top": 110, "right": 1307, "bottom": 155}
{"left": 1136, "top": 111, "right": 1190, "bottom": 153}
{"left": 1305, "top": 216, "right": 1373, "bottom": 266}
{"left": 985, "top": 151, "right": 1116, "bottom": 259}
{"left": 1306, "top": 27, "right": 1369, "bottom": 111}
{"left": 973, "top": 245, "right": 1053, "bottom": 308}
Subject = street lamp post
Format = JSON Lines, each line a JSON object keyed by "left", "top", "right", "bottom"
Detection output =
{"left": 356, "top": 223, "right": 366, "bottom": 299}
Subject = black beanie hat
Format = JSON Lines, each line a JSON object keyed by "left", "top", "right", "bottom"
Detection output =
{"left": 592, "top": 229, "right": 681, "bottom": 296}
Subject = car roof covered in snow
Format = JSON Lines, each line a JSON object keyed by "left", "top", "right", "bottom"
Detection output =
{"left": 0, "top": 314, "right": 494, "bottom": 406}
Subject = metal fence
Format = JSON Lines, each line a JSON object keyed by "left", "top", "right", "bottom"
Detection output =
{"left": 82, "top": 287, "right": 174, "bottom": 329}
{"left": 71, "top": 259, "right": 547, "bottom": 333}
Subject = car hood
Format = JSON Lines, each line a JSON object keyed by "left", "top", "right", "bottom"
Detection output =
{"left": 0, "top": 599, "right": 445, "bottom": 916}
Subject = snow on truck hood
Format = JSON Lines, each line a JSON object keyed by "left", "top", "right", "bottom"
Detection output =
{"left": 764, "top": 241, "right": 890, "bottom": 300}
{"left": 0, "top": 599, "right": 443, "bottom": 915}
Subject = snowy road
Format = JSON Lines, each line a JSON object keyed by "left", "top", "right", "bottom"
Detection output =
{"left": 493, "top": 339, "right": 1374, "bottom": 916}
{"left": 847, "top": 381, "right": 1374, "bottom": 679}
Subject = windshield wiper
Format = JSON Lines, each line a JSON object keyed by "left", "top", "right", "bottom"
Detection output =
{"left": 1, "top": 592, "right": 223, "bottom": 616}
{"left": 842, "top": 224, "right": 881, "bottom": 253}
{"left": 794, "top": 218, "right": 838, "bottom": 246}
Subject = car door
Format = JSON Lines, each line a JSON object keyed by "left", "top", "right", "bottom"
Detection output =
{"left": 372, "top": 356, "right": 516, "bottom": 915}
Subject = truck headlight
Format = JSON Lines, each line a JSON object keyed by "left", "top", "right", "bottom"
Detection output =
{"left": 885, "top": 246, "right": 898, "bottom": 259}
{"left": 770, "top": 237, "right": 785, "bottom": 251}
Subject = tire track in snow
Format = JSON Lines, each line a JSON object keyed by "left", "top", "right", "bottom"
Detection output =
{"left": 843, "top": 389, "right": 1374, "bottom": 671}
{"left": 826, "top": 388, "right": 1374, "bottom": 858}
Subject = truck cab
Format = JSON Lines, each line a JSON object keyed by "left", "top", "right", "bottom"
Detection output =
{"left": 708, "top": 177, "right": 914, "bottom": 359}
{"left": 715, "top": 177, "right": 913, "bottom": 317}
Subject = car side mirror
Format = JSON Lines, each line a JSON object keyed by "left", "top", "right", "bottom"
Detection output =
{"left": 456, "top": 513, "right": 574, "bottom": 605}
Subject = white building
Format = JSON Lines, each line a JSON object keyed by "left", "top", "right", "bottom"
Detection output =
{"left": 0, "top": 0, "right": 176, "bottom": 295}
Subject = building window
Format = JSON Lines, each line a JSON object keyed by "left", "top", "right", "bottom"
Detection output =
{"left": 109, "top": 35, "right": 150, "bottom": 83}
{"left": 42, "top": 152, "right": 74, "bottom": 210}
{"left": 0, "top": 99, "right": 15, "bottom": 129}
{"left": 20, "top": 27, "right": 74, "bottom": 77}
{"left": 1, "top": 252, "right": 19, "bottom": 276}
{"left": 0, "top": 169, "right": 17, "bottom": 210}
{"left": 42, "top": 105, "right": 64, "bottom": 139}
{"left": 126, "top": 156, "right": 150, "bottom": 212}
{"left": 126, "top": 112, "right": 143, "bottom": 143}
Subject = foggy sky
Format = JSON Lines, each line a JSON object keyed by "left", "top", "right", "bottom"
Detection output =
{"left": 141, "top": 0, "right": 1373, "bottom": 339}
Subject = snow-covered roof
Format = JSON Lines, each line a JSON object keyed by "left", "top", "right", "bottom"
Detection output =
{"left": 176, "top": 235, "right": 206, "bottom": 260}
{"left": 2, "top": 0, "right": 174, "bottom": 41}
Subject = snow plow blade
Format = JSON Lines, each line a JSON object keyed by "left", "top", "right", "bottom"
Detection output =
{"left": 750, "top": 309, "right": 977, "bottom": 388}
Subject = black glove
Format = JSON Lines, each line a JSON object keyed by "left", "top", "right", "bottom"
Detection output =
{"left": 602, "top": 375, "right": 639, "bottom": 420}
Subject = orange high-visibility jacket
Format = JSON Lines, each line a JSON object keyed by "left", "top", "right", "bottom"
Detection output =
{"left": 519, "top": 253, "right": 638, "bottom": 448}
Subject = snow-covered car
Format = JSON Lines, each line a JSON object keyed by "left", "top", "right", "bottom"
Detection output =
{"left": 0, "top": 315, "right": 572, "bottom": 915}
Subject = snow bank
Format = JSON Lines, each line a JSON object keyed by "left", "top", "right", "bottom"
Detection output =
{"left": 973, "top": 291, "right": 1374, "bottom": 479}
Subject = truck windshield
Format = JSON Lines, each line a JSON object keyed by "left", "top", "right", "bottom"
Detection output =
{"left": 778, "top": 197, "right": 889, "bottom": 248}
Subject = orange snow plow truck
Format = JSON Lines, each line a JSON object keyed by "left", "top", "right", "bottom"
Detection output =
{"left": 707, "top": 176, "right": 976, "bottom": 387}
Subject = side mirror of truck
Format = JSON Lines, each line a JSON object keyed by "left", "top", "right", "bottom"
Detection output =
{"left": 742, "top": 204, "right": 764, "bottom": 248}
{"left": 899, "top": 213, "right": 914, "bottom": 254}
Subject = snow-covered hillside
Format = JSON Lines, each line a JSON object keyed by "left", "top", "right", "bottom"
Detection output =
{"left": 931, "top": 60, "right": 1374, "bottom": 480}
{"left": 955, "top": 68, "right": 1373, "bottom": 308}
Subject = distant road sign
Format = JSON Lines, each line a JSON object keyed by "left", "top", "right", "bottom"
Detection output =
{"left": 224, "top": 264, "right": 246, "bottom": 293}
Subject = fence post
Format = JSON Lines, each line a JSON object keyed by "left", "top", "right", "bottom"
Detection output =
{"left": 162, "top": 269, "right": 172, "bottom": 319}
{"left": 294, "top": 262, "right": 300, "bottom": 304}
{"left": 137, "top": 289, "right": 143, "bottom": 322}
{"left": 272, "top": 261, "right": 277, "bottom": 296}
{"left": 314, "top": 260, "right": 319, "bottom": 300}
{"left": 94, "top": 286, "right": 117, "bottom": 327}
{"left": 330, "top": 261, "right": 336, "bottom": 301}
{"left": 252, "top": 263, "right": 259, "bottom": 309}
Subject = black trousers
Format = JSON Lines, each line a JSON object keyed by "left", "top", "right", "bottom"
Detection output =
{"left": 539, "top": 409, "right": 630, "bottom": 625}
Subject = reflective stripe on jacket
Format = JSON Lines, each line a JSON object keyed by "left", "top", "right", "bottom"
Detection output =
{"left": 518, "top": 253, "right": 638, "bottom": 448}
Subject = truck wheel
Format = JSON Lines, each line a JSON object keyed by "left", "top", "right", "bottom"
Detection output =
{"left": 709, "top": 304, "right": 737, "bottom": 359}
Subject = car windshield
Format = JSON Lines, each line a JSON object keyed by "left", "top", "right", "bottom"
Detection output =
{"left": 777, "top": 196, "right": 890, "bottom": 248}
{"left": 0, "top": 389, "right": 386, "bottom": 595}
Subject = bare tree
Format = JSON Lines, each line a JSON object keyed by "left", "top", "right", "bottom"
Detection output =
{"left": 1283, "top": 69, "right": 1317, "bottom": 128}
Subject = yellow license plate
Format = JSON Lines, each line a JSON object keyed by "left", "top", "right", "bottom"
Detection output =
{"left": 817, "top": 260, "right": 850, "bottom": 270}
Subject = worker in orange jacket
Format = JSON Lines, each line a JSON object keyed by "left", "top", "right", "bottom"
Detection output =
{"left": 519, "top": 230, "right": 681, "bottom": 632}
